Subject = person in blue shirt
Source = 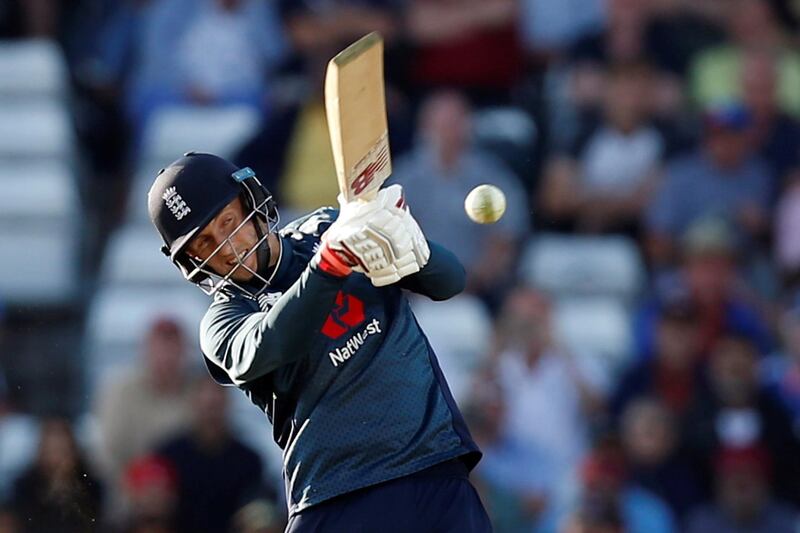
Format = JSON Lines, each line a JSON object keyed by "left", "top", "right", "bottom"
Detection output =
{"left": 147, "top": 152, "right": 489, "bottom": 532}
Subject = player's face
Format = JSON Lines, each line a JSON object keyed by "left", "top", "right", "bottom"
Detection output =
{"left": 186, "top": 198, "right": 259, "bottom": 282}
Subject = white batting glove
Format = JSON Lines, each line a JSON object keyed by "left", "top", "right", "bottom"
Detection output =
{"left": 323, "top": 185, "right": 427, "bottom": 287}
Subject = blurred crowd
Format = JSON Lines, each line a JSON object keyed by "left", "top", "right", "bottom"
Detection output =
{"left": 2, "top": 0, "right": 800, "bottom": 531}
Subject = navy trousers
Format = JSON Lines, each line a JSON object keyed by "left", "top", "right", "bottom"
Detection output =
{"left": 285, "top": 459, "right": 493, "bottom": 533}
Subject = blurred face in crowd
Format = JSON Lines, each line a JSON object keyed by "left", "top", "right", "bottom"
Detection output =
{"left": 621, "top": 399, "right": 676, "bottom": 466}
{"left": 604, "top": 69, "right": 651, "bottom": 133}
{"left": 191, "top": 377, "right": 229, "bottom": 445}
{"left": 497, "top": 288, "right": 552, "bottom": 359}
{"left": 655, "top": 314, "right": 700, "bottom": 370}
{"left": 37, "top": 418, "right": 79, "bottom": 478}
{"left": 145, "top": 318, "right": 187, "bottom": 390}
{"left": 741, "top": 50, "right": 779, "bottom": 119}
{"left": 718, "top": 463, "right": 768, "bottom": 522}
{"left": 186, "top": 198, "right": 260, "bottom": 283}
{"left": 709, "top": 336, "right": 758, "bottom": 407}
{"left": 420, "top": 91, "right": 472, "bottom": 167}
{"left": 704, "top": 126, "right": 751, "bottom": 170}
{"left": 684, "top": 251, "right": 735, "bottom": 305}
{"left": 728, "top": 0, "right": 778, "bottom": 46}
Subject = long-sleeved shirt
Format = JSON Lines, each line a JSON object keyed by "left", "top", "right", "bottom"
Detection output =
{"left": 199, "top": 207, "right": 481, "bottom": 515}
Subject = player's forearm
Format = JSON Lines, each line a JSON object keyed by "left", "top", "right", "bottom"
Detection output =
{"left": 203, "top": 266, "right": 345, "bottom": 384}
{"left": 398, "top": 241, "right": 465, "bottom": 301}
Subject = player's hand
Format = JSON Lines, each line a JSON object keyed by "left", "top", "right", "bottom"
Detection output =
{"left": 362, "top": 186, "right": 431, "bottom": 286}
{"left": 323, "top": 185, "right": 423, "bottom": 286}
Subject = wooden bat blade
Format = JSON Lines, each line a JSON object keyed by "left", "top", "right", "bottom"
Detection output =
{"left": 325, "top": 32, "right": 392, "bottom": 203}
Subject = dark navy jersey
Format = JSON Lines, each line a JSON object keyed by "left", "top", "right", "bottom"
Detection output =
{"left": 199, "top": 208, "right": 481, "bottom": 515}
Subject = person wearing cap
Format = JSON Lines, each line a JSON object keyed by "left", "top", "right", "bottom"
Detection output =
{"left": 645, "top": 103, "right": 771, "bottom": 267}
{"left": 147, "top": 153, "right": 489, "bottom": 531}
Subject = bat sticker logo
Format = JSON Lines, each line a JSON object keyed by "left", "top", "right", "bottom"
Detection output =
{"left": 351, "top": 146, "right": 390, "bottom": 195}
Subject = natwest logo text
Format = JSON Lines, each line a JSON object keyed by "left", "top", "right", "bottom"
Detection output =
{"left": 329, "top": 319, "right": 381, "bottom": 367}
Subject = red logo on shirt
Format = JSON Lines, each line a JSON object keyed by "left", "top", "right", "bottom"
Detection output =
{"left": 321, "top": 291, "right": 366, "bottom": 339}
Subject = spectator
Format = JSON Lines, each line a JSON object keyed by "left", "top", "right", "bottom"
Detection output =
{"left": 646, "top": 104, "right": 772, "bottom": 266}
{"left": 406, "top": 0, "right": 523, "bottom": 105}
{"left": 635, "top": 217, "right": 773, "bottom": 359}
{"left": 620, "top": 398, "right": 703, "bottom": 521}
{"left": 761, "top": 303, "right": 800, "bottom": 432}
{"left": 519, "top": 0, "right": 605, "bottom": 58}
{"left": 10, "top": 418, "right": 104, "bottom": 532}
{"left": 683, "top": 333, "right": 800, "bottom": 503}
{"left": 119, "top": 455, "right": 179, "bottom": 533}
{"left": 154, "top": 375, "right": 266, "bottom": 533}
{"left": 690, "top": 0, "right": 800, "bottom": 118}
{"left": 686, "top": 446, "right": 799, "bottom": 533}
{"left": 539, "top": 440, "right": 676, "bottom": 533}
{"left": 614, "top": 293, "right": 703, "bottom": 418}
{"left": 391, "top": 90, "right": 530, "bottom": 307}
{"left": 94, "top": 317, "right": 193, "bottom": 489}
{"left": 493, "top": 287, "right": 607, "bottom": 505}
{"left": 741, "top": 48, "right": 800, "bottom": 187}
{"left": 465, "top": 372, "right": 551, "bottom": 532}
{"left": 539, "top": 62, "right": 666, "bottom": 236}
{"left": 96, "top": 0, "right": 285, "bottom": 134}
{"left": 173, "top": 0, "right": 286, "bottom": 110}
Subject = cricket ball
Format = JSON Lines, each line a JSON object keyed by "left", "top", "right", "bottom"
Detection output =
{"left": 464, "top": 184, "right": 506, "bottom": 224}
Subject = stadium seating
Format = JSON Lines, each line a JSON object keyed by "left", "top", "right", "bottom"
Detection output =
{"left": 84, "top": 286, "right": 208, "bottom": 387}
{"left": 0, "top": 39, "right": 66, "bottom": 100}
{"left": 0, "top": 100, "right": 74, "bottom": 160}
{"left": 137, "top": 105, "right": 262, "bottom": 174}
{"left": 100, "top": 226, "right": 185, "bottom": 287}
{"left": 519, "top": 233, "right": 645, "bottom": 303}
{"left": 411, "top": 293, "right": 493, "bottom": 404}
{"left": 552, "top": 296, "right": 632, "bottom": 373}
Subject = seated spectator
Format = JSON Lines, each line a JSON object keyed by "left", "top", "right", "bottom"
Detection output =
{"left": 539, "top": 439, "right": 676, "bottom": 533}
{"left": 172, "top": 0, "right": 286, "bottom": 109}
{"left": 741, "top": 48, "right": 800, "bottom": 187}
{"left": 646, "top": 104, "right": 772, "bottom": 266}
{"left": 690, "top": 0, "right": 800, "bottom": 119}
{"left": 518, "top": 0, "right": 604, "bottom": 59}
{"left": 464, "top": 372, "right": 551, "bottom": 532}
{"left": 493, "top": 287, "right": 608, "bottom": 504}
{"left": 761, "top": 303, "right": 800, "bottom": 431}
{"left": 10, "top": 418, "right": 104, "bottom": 532}
{"left": 390, "top": 91, "right": 530, "bottom": 307}
{"left": 686, "top": 446, "right": 799, "bottom": 533}
{"left": 539, "top": 62, "right": 667, "bottom": 236}
{"left": 684, "top": 333, "right": 800, "bottom": 504}
{"left": 94, "top": 317, "right": 193, "bottom": 492}
{"left": 620, "top": 398, "right": 703, "bottom": 522}
{"left": 96, "top": 0, "right": 285, "bottom": 134}
{"left": 406, "top": 0, "right": 523, "bottom": 105}
{"left": 154, "top": 375, "right": 266, "bottom": 533}
{"left": 613, "top": 293, "right": 703, "bottom": 419}
{"left": 120, "top": 455, "right": 179, "bottom": 533}
{"left": 634, "top": 217, "right": 773, "bottom": 359}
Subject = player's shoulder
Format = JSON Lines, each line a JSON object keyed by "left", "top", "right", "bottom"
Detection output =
{"left": 279, "top": 206, "right": 339, "bottom": 239}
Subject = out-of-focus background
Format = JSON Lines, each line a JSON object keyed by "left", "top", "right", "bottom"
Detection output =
{"left": 1, "top": 0, "right": 800, "bottom": 532}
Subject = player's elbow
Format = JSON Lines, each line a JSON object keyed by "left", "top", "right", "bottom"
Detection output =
{"left": 430, "top": 265, "right": 466, "bottom": 301}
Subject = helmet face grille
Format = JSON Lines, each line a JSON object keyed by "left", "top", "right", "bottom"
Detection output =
{"left": 183, "top": 191, "right": 280, "bottom": 299}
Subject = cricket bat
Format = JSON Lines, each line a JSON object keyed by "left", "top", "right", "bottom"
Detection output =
{"left": 325, "top": 32, "right": 391, "bottom": 203}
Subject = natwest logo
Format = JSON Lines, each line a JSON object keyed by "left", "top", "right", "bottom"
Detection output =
{"left": 321, "top": 291, "right": 365, "bottom": 339}
{"left": 329, "top": 319, "right": 382, "bottom": 367}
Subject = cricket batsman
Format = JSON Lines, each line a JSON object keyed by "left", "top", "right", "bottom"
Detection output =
{"left": 148, "top": 152, "right": 491, "bottom": 532}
